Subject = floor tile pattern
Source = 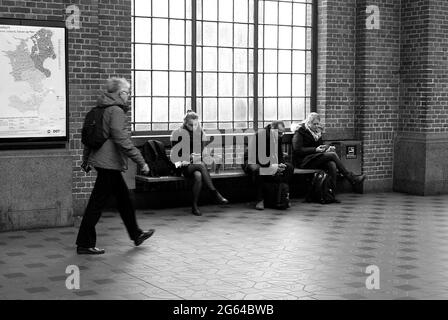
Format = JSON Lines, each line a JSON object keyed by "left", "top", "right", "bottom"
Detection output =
{"left": 0, "top": 192, "right": 447, "bottom": 300}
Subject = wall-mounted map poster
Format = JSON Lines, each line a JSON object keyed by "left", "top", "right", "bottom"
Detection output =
{"left": 0, "top": 20, "right": 67, "bottom": 144}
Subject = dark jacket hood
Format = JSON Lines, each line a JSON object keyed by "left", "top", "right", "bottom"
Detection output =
{"left": 97, "top": 92, "right": 129, "bottom": 112}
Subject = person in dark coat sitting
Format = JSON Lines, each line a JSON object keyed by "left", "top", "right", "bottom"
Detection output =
{"left": 292, "top": 112, "right": 366, "bottom": 200}
{"left": 170, "top": 110, "right": 228, "bottom": 216}
{"left": 242, "top": 120, "right": 294, "bottom": 210}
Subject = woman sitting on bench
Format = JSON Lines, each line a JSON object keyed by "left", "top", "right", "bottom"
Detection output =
{"left": 170, "top": 110, "right": 229, "bottom": 216}
{"left": 292, "top": 112, "right": 366, "bottom": 200}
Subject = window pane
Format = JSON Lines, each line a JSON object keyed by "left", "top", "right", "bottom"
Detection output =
{"left": 258, "top": 25, "right": 264, "bottom": 48}
{"left": 264, "top": 98, "right": 277, "bottom": 120}
{"left": 153, "top": 0, "right": 168, "bottom": 17}
{"left": 293, "top": 3, "right": 306, "bottom": 26}
{"left": 219, "top": 98, "right": 232, "bottom": 121}
{"left": 234, "top": 0, "right": 248, "bottom": 23}
{"left": 264, "top": 50, "right": 277, "bottom": 73}
{"left": 153, "top": 71, "right": 168, "bottom": 96}
{"left": 278, "top": 74, "right": 291, "bottom": 97}
{"left": 170, "top": 71, "right": 185, "bottom": 96}
{"left": 170, "top": 0, "right": 185, "bottom": 19}
{"left": 135, "top": 0, "right": 151, "bottom": 16}
{"left": 196, "top": 72, "right": 202, "bottom": 96}
{"left": 203, "top": 73, "right": 217, "bottom": 96}
{"left": 248, "top": 73, "right": 254, "bottom": 96}
{"left": 219, "top": 0, "right": 233, "bottom": 22}
{"left": 218, "top": 48, "right": 233, "bottom": 71}
{"left": 186, "top": 21, "right": 192, "bottom": 44}
{"left": 234, "top": 74, "right": 247, "bottom": 97}
{"left": 203, "top": 98, "right": 217, "bottom": 121}
{"left": 306, "top": 74, "right": 312, "bottom": 96}
{"left": 134, "top": 18, "right": 151, "bottom": 43}
{"left": 234, "top": 49, "right": 247, "bottom": 72}
{"left": 306, "top": 50, "right": 312, "bottom": 73}
{"left": 279, "top": 2, "right": 292, "bottom": 26}
{"left": 169, "top": 98, "right": 185, "bottom": 122}
{"left": 152, "top": 98, "right": 169, "bottom": 122}
{"left": 234, "top": 24, "right": 248, "bottom": 47}
{"left": 278, "top": 98, "right": 291, "bottom": 121}
{"left": 306, "top": 27, "right": 312, "bottom": 50}
{"left": 264, "top": 74, "right": 277, "bottom": 96}
{"left": 306, "top": 4, "right": 312, "bottom": 27}
{"left": 264, "top": 1, "right": 278, "bottom": 24}
{"left": 186, "top": 72, "right": 191, "bottom": 95}
{"left": 293, "top": 50, "right": 306, "bottom": 73}
{"left": 292, "top": 97, "right": 305, "bottom": 120}
{"left": 219, "top": 23, "right": 233, "bottom": 47}
{"left": 258, "top": 50, "right": 264, "bottom": 72}
{"left": 170, "top": 46, "right": 185, "bottom": 70}
{"left": 170, "top": 20, "right": 185, "bottom": 45}
{"left": 202, "top": 47, "right": 217, "bottom": 71}
{"left": 203, "top": 0, "right": 218, "bottom": 21}
{"left": 248, "top": 0, "right": 254, "bottom": 23}
{"left": 203, "top": 22, "right": 217, "bottom": 46}
{"left": 248, "top": 49, "right": 254, "bottom": 72}
{"left": 293, "top": 27, "right": 305, "bottom": 50}
{"left": 186, "top": 47, "right": 192, "bottom": 70}
{"left": 292, "top": 74, "right": 305, "bottom": 96}
{"left": 185, "top": 0, "right": 192, "bottom": 19}
{"left": 218, "top": 73, "right": 232, "bottom": 96}
{"left": 258, "top": 73, "right": 263, "bottom": 96}
{"left": 234, "top": 98, "right": 247, "bottom": 121}
{"left": 135, "top": 71, "right": 151, "bottom": 96}
{"left": 134, "top": 97, "right": 151, "bottom": 122}
{"left": 264, "top": 25, "right": 277, "bottom": 49}
{"left": 248, "top": 24, "right": 254, "bottom": 47}
{"left": 135, "top": 44, "right": 151, "bottom": 69}
{"left": 278, "top": 50, "right": 291, "bottom": 73}
{"left": 278, "top": 26, "right": 291, "bottom": 49}
{"left": 152, "top": 45, "right": 168, "bottom": 69}
{"left": 153, "top": 19, "right": 168, "bottom": 43}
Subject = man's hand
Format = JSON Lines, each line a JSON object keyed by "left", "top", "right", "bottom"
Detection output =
{"left": 141, "top": 163, "right": 150, "bottom": 175}
{"left": 277, "top": 163, "right": 286, "bottom": 173}
{"left": 181, "top": 161, "right": 190, "bottom": 167}
{"left": 81, "top": 161, "right": 91, "bottom": 173}
{"left": 316, "top": 145, "right": 327, "bottom": 153}
{"left": 326, "top": 146, "right": 336, "bottom": 153}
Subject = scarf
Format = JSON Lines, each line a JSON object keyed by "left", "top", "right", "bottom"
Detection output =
{"left": 304, "top": 123, "right": 322, "bottom": 141}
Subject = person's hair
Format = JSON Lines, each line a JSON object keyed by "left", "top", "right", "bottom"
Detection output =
{"left": 271, "top": 120, "right": 285, "bottom": 129}
{"left": 303, "top": 112, "right": 321, "bottom": 126}
{"left": 183, "top": 109, "right": 199, "bottom": 124}
{"left": 106, "top": 77, "right": 130, "bottom": 93}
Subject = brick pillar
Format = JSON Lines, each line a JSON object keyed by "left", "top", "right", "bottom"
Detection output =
{"left": 355, "top": 0, "right": 401, "bottom": 192}
{"left": 394, "top": 0, "right": 448, "bottom": 195}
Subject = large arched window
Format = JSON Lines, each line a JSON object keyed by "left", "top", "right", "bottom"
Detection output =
{"left": 132, "top": 0, "right": 315, "bottom": 133}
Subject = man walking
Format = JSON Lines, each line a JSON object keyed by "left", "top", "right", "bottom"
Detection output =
{"left": 76, "top": 77, "right": 154, "bottom": 254}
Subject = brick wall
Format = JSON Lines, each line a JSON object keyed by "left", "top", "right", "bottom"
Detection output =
{"left": 0, "top": 0, "right": 132, "bottom": 214}
{"left": 317, "top": 0, "right": 357, "bottom": 140}
{"left": 355, "top": 0, "right": 401, "bottom": 191}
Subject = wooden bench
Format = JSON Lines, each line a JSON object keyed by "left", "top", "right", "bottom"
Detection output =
{"left": 135, "top": 168, "right": 319, "bottom": 185}
{"left": 134, "top": 133, "right": 319, "bottom": 189}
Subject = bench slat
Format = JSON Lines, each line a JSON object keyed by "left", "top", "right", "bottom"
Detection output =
{"left": 136, "top": 168, "right": 319, "bottom": 184}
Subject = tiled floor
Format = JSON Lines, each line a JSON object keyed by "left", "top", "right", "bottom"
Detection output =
{"left": 1, "top": 192, "right": 448, "bottom": 300}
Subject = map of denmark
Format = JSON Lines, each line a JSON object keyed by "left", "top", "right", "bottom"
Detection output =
{"left": 0, "top": 24, "right": 66, "bottom": 139}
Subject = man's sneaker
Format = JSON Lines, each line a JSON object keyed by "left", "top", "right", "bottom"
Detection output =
{"left": 134, "top": 229, "right": 155, "bottom": 246}
{"left": 77, "top": 246, "right": 105, "bottom": 255}
{"left": 255, "top": 200, "right": 264, "bottom": 210}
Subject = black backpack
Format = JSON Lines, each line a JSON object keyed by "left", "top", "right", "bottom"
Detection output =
{"left": 142, "top": 140, "right": 177, "bottom": 177}
{"left": 263, "top": 180, "right": 290, "bottom": 210}
{"left": 306, "top": 170, "right": 336, "bottom": 204}
{"left": 81, "top": 106, "right": 110, "bottom": 149}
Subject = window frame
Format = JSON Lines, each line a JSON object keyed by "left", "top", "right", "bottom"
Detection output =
{"left": 131, "top": 0, "right": 317, "bottom": 136}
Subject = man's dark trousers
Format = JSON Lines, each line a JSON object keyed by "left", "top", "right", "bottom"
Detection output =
{"left": 76, "top": 167, "right": 142, "bottom": 247}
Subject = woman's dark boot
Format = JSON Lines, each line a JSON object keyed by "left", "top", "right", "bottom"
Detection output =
{"left": 213, "top": 190, "right": 229, "bottom": 205}
{"left": 347, "top": 172, "right": 366, "bottom": 186}
{"left": 192, "top": 204, "right": 202, "bottom": 216}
